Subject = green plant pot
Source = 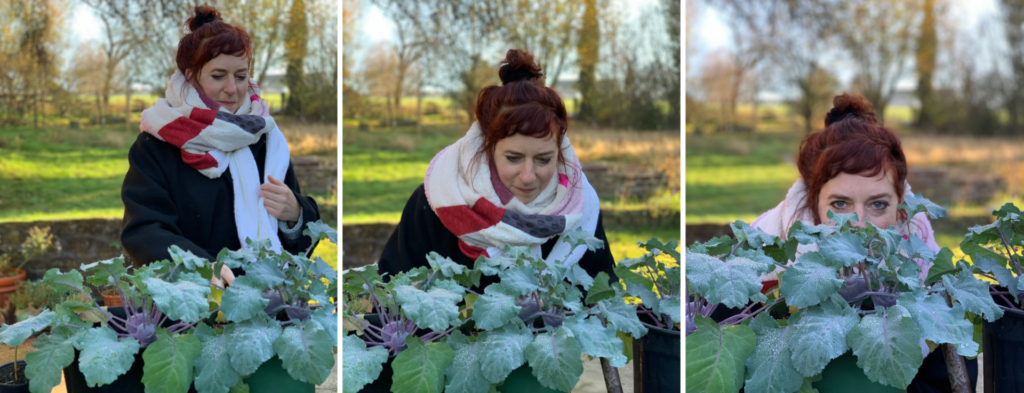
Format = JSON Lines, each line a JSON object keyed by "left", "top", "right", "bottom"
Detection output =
{"left": 811, "top": 352, "right": 905, "bottom": 393}
{"left": 496, "top": 364, "right": 564, "bottom": 393}
{"left": 242, "top": 355, "right": 315, "bottom": 393}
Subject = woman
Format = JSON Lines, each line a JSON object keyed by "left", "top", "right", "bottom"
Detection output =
{"left": 120, "top": 5, "right": 320, "bottom": 282}
{"left": 378, "top": 49, "right": 615, "bottom": 289}
{"left": 751, "top": 93, "right": 971, "bottom": 392}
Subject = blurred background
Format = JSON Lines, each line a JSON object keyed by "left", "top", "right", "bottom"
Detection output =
{"left": 686, "top": 0, "right": 1024, "bottom": 255}
{"left": 0, "top": 0, "right": 337, "bottom": 283}
{"left": 341, "top": 0, "right": 682, "bottom": 274}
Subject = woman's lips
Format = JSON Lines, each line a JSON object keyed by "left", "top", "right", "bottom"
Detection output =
{"left": 517, "top": 187, "right": 534, "bottom": 194}
{"left": 218, "top": 101, "right": 236, "bottom": 106}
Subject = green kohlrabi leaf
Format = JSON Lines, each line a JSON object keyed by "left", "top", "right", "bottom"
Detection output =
{"left": 585, "top": 272, "right": 616, "bottom": 305}
{"left": 169, "top": 245, "right": 208, "bottom": 271}
{"left": 730, "top": 221, "right": 781, "bottom": 248}
{"left": 596, "top": 299, "right": 648, "bottom": 339}
{"left": 659, "top": 297, "right": 681, "bottom": 326}
{"left": 42, "top": 268, "right": 84, "bottom": 295}
{"left": 943, "top": 265, "right": 1004, "bottom": 322}
{"left": 477, "top": 322, "right": 533, "bottom": 384}
{"left": 391, "top": 336, "right": 453, "bottom": 393}
{"left": 625, "top": 282, "right": 660, "bottom": 315}
{"left": 0, "top": 310, "right": 56, "bottom": 347}
{"left": 685, "top": 315, "right": 755, "bottom": 393}
{"left": 81, "top": 256, "right": 128, "bottom": 287}
{"left": 244, "top": 257, "right": 286, "bottom": 288}
{"left": 427, "top": 252, "right": 466, "bottom": 278}
{"left": 76, "top": 327, "right": 140, "bottom": 388}
{"left": 744, "top": 313, "right": 804, "bottom": 393}
{"left": 973, "top": 255, "right": 1018, "bottom": 299}
{"left": 342, "top": 335, "right": 388, "bottom": 393}
{"left": 685, "top": 251, "right": 770, "bottom": 309}
{"left": 846, "top": 305, "right": 924, "bottom": 389}
{"left": 562, "top": 227, "right": 605, "bottom": 251}
{"left": 395, "top": 285, "right": 462, "bottom": 331}
{"left": 562, "top": 315, "right": 627, "bottom": 368}
{"left": 498, "top": 265, "right": 540, "bottom": 295}
{"left": 788, "top": 296, "right": 860, "bottom": 377}
{"left": 897, "top": 292, "right": 977, "bottom": 357}
{"left": 524, "top": 326, "right": 584, "bottom": 392}
{"left": 226, "top": 313, "right": 283, "bottom": 375}
{"left": 640, "top": 238, "right": 681, "bottom": 263}
{"left": 220, "top": 276, "right": 270, "bottom": 323}
{"left": 825, "top": 210, "right": 859, "bottom": 227}
{"left": 780, "top": 252, "right": 843, "bottom": 309}
{"left": 444, "top": 331, "right": 494, "bottom": 393}
{"left": 25, "top": 325, "right": 77, "bottom": 393}
{"left": 141, "top": 328, "right": 201, "bottom": 393}
{"left": 144, "top": 272, "right": 211, "bottom": 324}
{"left": 474, "top": 252, "right": 517, "bottom": 277}
{"left": 472, "top": 284, "right": 523, "bottom": 330}
{"left": 303, "top": 220, "right": 338, "bottom": 244}
{"left": 217, "top": 248, "right": 256, "bottom": 270}
{"left": 310, "top": 306, "right": 338, "bottom": 346}
{"left": 788, "top": 220, "right": 839, "bottom": 245}
{"left": 191, "top": 323, "right": 238, "bottom": 393}
{"left": 342, "top": 265, "right": 381, "bottom": 294}
{"left": 818, "top": 231, "right": 868, "bottom": 267}
{"left": 565, "top": 264, "right": 595, "bottom": 290}
{"left": 274, "top": 320, "right": 335, "bottom": 384}
{"left": 900, "top": 193, "right": 947, "bottom": 219}
{"left": 925, "top": 248, "right": 957, "bottom": 286}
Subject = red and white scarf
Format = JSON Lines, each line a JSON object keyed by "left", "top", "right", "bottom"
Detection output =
{"left": 424, "top": 122, "right": 600, "bottom": 267}
{"left": 140, "top": 70, "right": 291, "bottom": 252}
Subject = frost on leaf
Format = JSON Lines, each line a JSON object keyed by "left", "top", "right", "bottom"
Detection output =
{"left": 943, "top": 265, "right": 1004, "bottom": 322}
{"left": 0, "top": 310, "right": 56, "bottom": 347}
{"left": 744, "top": 313, "right": 804, "bottom": 393}
{"left": 141, "top": 328, "right": 201, "bottom": 393}
{"left": 342, "top": 335, "right": 388, "bottom": 393}
{"left": 77, "top": 328, "right": 141, "bottom": 388}
{"left": 779, "top": 252, "right": 843, "bottom": 309}
{"left": 524, "top": 327, "right": 584, "bottom": 392}
{"left": 562, "top": 227, "right": 605, "bottom": 251}
{"left": 847, "top": 306, "right": 923, "bottom": 389}
{"left": 227, "top": 313, "right": 283, "bottom": 375}
{"left": 303, "top": 220, "right": 338, "bottom": 244}
{"left": 24, "top": 326, "right": 77, "bottom": 393}
{"left": 788, "top": 295, "right": 859, "bottom": 377}
{"left": 825, "top": 210, "right": 859, "bottom": 227}
{"left": 818, "top": 231, "right": 868, "bottom": 267}
{"left": 394, "top": 284, "right": 463, "bottom": 331}
{"left": 897, "top": 292, "right": 977, "bottom": 357}
{"left": 900, "top": 193, "right": 947, "bottom": 219}
{"left": 427, "top": 252, "right": 467, "bottom": 278}
{"left": 686, "top": 251, "right": 770, "bottom": 309}
{"left": 562, "top": 315, "right": 627, "bottom": 368}
{"left": 169, "top": 245, "right": 207, "bottom": 271}
{"left": 730, "top": 221, "right": 780, "bottom": 248}
{"left": 221, "top": 276, "right": 271, "bottom": 323}
{"left": 478, "top": 322, "right": 532, "bottom": 384}
{"left": 444, "top": 331, "right": 493, "bottom": 393}
{"left": 973, "top": 256, "right": 1018, "bottom": 299}
{"left": 274, "top": 320, "right": 335, "bottom": 384}
{"left": 144, "top": 272, "right": 211, "bottom": 324}
{"left": 596, "top": 299, "right": 648, "bottom": 339}
{"left": 686, "top": 315, "right": 754, "bottom": 393}
{"left": 498, "top": 265, "right": 540, "bottom": 295}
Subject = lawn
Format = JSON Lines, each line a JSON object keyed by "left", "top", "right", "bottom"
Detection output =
{"left": 343, "top": 123, "right": 682, "bottom": 263}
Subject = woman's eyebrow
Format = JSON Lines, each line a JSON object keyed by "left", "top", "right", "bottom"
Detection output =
{"left": 825, "top": 194, "right": 850, "bottom": 200}
{"left": 867, "top": 193, "right": 894, "bottom": 200}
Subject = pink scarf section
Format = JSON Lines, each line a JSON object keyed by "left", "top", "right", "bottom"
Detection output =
{"left": 751, "top": 179, "right": 939, "bottom": 281}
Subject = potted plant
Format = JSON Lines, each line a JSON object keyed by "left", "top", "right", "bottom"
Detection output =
{"left": 0, "top": 227, "right": 54, "bottom": 310}
{"left": 614, "top": 239, "right": 681, "bottom": 393}
{"left": 955, "top": 203, "right": 1024, "bottom": 391}
{"left": 343, "top": 228, "right": 648, "bottom": 393}
{"left": 0, "top": 220, "right": 338, "bottom": 393}
{"left": 685, "top": 193, "right": 1000, "bottom": 393}
{"left": 8, "top": 280, "right": 55, "bottom": 324}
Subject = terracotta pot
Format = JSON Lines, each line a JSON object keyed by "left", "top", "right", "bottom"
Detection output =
{"left": 100, "top": 288, "right": 123, "bottom": 307}
{"left": 0, "top": 269, "right": 26, "bottom": 308}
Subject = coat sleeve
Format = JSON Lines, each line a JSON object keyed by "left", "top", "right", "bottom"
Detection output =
{"left": 279, "top": 162, "right": 320, "bottom": 255}
{"left": 120, "top": 135, "right": 215, "bottom": 265}
{"left": 378, "top": 185, "right": 453, "bottom": 278}
{"left": 577, "top": 211, "right": 618, "bottom": 284}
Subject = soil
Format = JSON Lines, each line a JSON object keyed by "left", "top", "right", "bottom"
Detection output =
{"left": 0, "top": 335, "right": 34, "bottom": 386}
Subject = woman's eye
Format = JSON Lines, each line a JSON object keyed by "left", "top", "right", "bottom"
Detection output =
{"left": 872, "top": 201, "right": 889, "bottom": 210}
{"left": 212, "top": 75, "right": 225, "bottom": 80}
{"left": 831, "top": 201, "right": 848, "bottom": 209}
{"left": 506, "top": 156, "right": 520, "bottom": 163}
{"left": 537, "top": 158, "right": 552, "bottom": 165}
{"left": 237, "top": 75, "right": 247, "bottom": 82}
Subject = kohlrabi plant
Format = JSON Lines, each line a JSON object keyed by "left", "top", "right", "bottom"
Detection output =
{"left": 342, "top": 228, "right": 648, "bottom": 393}
{"left": 615, "top": 239, "right": 682, "bottom": 331}
{"left": 957, "top": 203, "right": 1024, "bottom": 308}
{"left": 0, "top": 220, "right": 338, "bottom": 393}
{"left": 685, "top": 193, "right": 1002, "bottom": 393}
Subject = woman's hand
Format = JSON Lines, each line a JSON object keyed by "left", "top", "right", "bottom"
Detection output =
{"left": 259, "top": 175, "right": 300, "bottom": 224}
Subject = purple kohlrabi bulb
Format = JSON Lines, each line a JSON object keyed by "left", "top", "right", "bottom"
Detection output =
{"left": 125, "top": 313, "right": 157, "bottom": 347}
{"left": 686, "top": 315, "right": 696, "bottom": 336}
{"left": 838, "top": 276, "right": 869, "bottom": 303}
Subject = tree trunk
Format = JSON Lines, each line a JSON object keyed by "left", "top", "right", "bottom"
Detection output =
{"left": 125, "top": 75, "right": 132, "bottom": 131}
{"left": 416, "top": 82, "right": 423, "bottom": 136}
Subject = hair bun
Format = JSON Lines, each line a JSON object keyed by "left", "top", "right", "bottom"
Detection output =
{"left": 187, "top": 4, "right": 223, "bottom": 32}
{"left": 499, "top": 49, "right": 544, "bottom": 85}
{"left": 825, "top": 93, "right": 877, "bottom": 126}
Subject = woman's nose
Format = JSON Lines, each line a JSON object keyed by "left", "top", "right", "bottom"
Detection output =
{"left": 224, "top": 79, "right": 236, "bottom": 95}
{"left": 520, "top": 163, "right": 536, "bottom": 183}
{"left": 852, "top": 208, "right": 867, "bottom": 228}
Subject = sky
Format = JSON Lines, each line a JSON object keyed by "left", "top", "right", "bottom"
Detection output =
{"left": 688, "top": 0, "right": 1002, "bottom": 100}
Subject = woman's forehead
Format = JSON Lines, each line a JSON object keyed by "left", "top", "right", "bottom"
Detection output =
{"left": 821, "top": 171, "right": 896, "bottom": 198}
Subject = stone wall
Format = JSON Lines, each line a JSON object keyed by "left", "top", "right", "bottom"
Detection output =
{"left": 581, "top": 162, "right": 670, "bottom": 200}
{"left": 907, "top": 167, "right": 1004, "bottom": 205}
{"left": 292, "top": 156, "right": 337, "bottom": 194}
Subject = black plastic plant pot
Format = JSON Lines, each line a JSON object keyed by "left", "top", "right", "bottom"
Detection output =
{"left": 633, "top": 321, "right": 680, "bottom": 393}
{"left": 0, "top": 361, "right": 29, "bottom": 393}
{"left": 983, "top": 305, "right": 1024, "bottom": 393}
{"left": 241, "top": 355, "right": 314, "bottom": 393}
{"left": 63, "top": 349, "right": 199, "bottom": 393}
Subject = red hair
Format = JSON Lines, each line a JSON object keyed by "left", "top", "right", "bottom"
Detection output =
{"left": 473, "top": 49, "right": 578, "bottom": 184}
{"left": 797, "top": 93, "right": 909, "bottom": 225}
{"left": 176, "top": 5, "right": 254, "bottom": 91}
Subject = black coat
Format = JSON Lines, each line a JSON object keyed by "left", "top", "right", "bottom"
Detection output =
{"left": 120, "top": 132, "right": 320, "bottom": 267}
{"left": 378, "top": 184, "right": 617, "bottom": 290}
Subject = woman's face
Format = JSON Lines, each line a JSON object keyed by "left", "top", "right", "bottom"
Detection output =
{"left": 817, "top": 171, "right": 899, "bottom": 229}
{"left": 494, "top": 130, "right": 560, "bottom": 204}
{"left": 195, "top": 54, "right": 249, "bottom": 113}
